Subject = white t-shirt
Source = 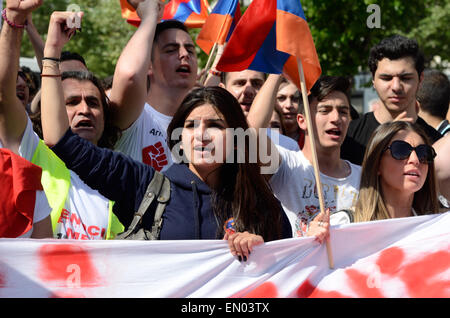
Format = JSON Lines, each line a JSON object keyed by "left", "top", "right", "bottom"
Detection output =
{"left": 114, "top": 103, "right": 173, "bottom": 172}
{"left": 14, "top": 119, "right": 111, "bottom": 240}
{"left": 270, "top": 146, "right": 361, "bottom": 237}
{"left": 267, "top": 128, "right": 300, "bottom": 151}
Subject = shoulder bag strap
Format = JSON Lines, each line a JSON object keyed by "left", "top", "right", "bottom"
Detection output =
{"left": 149, "top": 175, "right": 171, "bottom": 239}
{"left": 122, "top": 171, "right": 166, "bottom": 235}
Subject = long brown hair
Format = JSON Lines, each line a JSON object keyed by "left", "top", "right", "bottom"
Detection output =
{"left": 167, "top": 86, "right": 284, "bottom": 240}
{"left": 354, "top": 121, "right": 439, "bottom": 222}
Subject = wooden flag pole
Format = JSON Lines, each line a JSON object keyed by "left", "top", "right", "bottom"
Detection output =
{"left": 200, "top": 42, "right": 218, "bottom": 85}
{"left": 200, "top": 0, "right": 236, "bottom": 85}
{"left": 297, "top": 58, "right": 334, "bottom": 269}
{"left": 200, "top": 0, "right": 241, "bottom": 86}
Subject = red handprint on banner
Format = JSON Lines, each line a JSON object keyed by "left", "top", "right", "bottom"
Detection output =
{"left": 236, "top": 245, "right": 450, "bottom": 298}
{"left": 38, "top": 244, "right": 103, "bottom": 297}
{"left": 296, "top": 246, "right": 450, "bottom": 298}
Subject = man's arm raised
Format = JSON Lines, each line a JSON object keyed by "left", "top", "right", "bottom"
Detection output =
{"left": 41, "top": 11, "right": 82, "bottom": 147}
{"left": 246, "top": 74, "right": 283, "bottom": 129}
{"left": 25, "top": 13, "right": 45, "bottom": 71}
{"left": 0, "top": 0, "right": 42, "bottom": 154}
{"left": 246, "top": 73, "right": 284, "bottom": 178}
{"left": 108, "top": 0, "right": 164, "bottom": 130}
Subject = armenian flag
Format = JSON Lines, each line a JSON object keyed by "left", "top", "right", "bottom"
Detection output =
{"left": 120, "top": 0, "right": 209, "bottom": 28}
{"left": 216, "top": 0, "right": 321, "bottom": 91}
{"left": 196, "top": 0, "right": 241, "bottom": 54}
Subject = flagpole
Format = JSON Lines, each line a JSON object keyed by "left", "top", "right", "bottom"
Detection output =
{"left": 297, "top": 58, "right": 334, "bottom": 269}
{"left": 200, "top": 42, "right": 218, "bottom": 84}
{"left": 200, "top": 0, "right": 238, "bottom": 85}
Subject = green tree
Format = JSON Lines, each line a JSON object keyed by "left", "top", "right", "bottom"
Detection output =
{"left": 302, "top": 0, "right": 432, "bottom": 76}
{"left": 17, "top": 0, "right": 135, "bottom": 79}
{"left": 11, "top": 0, "right": 449, "bottom": 79}
{"left": 407, "top": 0, "right": 450, "bottom": 69}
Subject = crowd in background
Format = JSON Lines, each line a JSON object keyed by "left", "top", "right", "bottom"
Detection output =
{"left": 1, "top": 0, "right": 449, "bottom": 261}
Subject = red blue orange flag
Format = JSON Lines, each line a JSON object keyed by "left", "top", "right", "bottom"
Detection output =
{"left": 120, "top": 0, "right": 210, "bottom": 28}
{"left": 120, "top": 0, "right": 140, "bottom": 27}
{"left": 163, "top": 0, "right": 210, "bottom": 28}
{"left": 216, "top": 0, "right": 321, "bottom": 91}
{"left": 196, "top": 0, "right": 241, "bottom": 54}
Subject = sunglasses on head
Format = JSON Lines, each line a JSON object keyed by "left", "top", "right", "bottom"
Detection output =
{"left": 386, "top": 140, "right": 436, "bottom": 164}
{"left": 17, "top": 71, "right": 32, "bottom": 84}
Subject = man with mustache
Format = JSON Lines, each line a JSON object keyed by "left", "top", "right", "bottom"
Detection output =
{"left": 341, "top": 35, "right": 442, "bottom": 165}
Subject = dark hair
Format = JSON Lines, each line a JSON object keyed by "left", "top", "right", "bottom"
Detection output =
{"left": 299, "top": 75, "right": 351, "bottom": 113}
{"left": 154, "top": 19, "right": 188, "bottom": 43}
{"left": 31, "top": 71, "right": 120, "bottom": 149}
{"left": 60, "top": 51, "right": 87, "bottom": 67}
{"left": 61, "top": 71, "right": 121, "bottom": 149}
{"left": 151, "top": 20, "right": 190, "bottom": 67}
{"left": 101, "top": 75, "right": 114, "bottom": 90}
{"left": 167, "top": 86, "right": 284, "bottom": 241}
{"left": 368, "top": 35, "right": 425, "bottom": 77}
{"left": 19, "top": 66, "right": 40, "bottom": 95}
{"left": 222, "top": 70, "right": 267, "bottom": 85}
{"left": 417, "top": 69, "right": 450, "bottom": 119}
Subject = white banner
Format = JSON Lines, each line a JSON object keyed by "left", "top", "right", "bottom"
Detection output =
{"left": 1, "top": 212, "right": 449, "bottom": 298}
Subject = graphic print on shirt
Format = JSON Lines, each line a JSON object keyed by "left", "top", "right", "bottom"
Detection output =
{"left": 114, "top": 104, "right": 173, "bottom": 172}
{"left": 55, "top": 208, "right": 108, "bottom": 240}
{"left": 142, "top": 141, "right": 169, "bottom": 171}
{"left": 50, "top": 171, "right": 111, "bottom": 240}
{"left": 15, "top": 118, "right": 113, "bottom": 240}
{"left": 295, "top": 178, "right": 359, "bottom": 237}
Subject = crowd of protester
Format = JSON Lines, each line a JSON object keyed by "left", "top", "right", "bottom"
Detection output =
{"left": 1, "top": 0, "right": 449, "bottom": 261}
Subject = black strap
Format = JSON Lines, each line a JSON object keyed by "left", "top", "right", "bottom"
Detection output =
{"left": 437, "top": 120, "right": 450, "bottom": 135}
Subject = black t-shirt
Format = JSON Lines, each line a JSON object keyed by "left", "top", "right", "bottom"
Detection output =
{"left": 341, "top": 112, "right": 442, "bottom": 165}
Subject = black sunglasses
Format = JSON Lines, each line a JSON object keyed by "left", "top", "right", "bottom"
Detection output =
{"left": 386, "top": 140, "right": 436, "bottom": 164}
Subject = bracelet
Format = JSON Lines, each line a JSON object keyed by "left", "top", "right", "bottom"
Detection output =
{"left": 1, "top": 9, "right": 27, "bottom": 29}
{"left": 41, "top": 74, "right": 62, "bottom": 78}
{"left": 42, "top": 57, "right": 61, "bottom": 62}
{"left": 209, "top": 69, "right": 222, "bottom": 77}
{"left": 223, "top": 218, "right": 236, "bottom": 235}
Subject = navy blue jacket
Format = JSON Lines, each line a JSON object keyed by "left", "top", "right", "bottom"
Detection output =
{"left": 52, "top": 129, "right": 292, "bottom": 240}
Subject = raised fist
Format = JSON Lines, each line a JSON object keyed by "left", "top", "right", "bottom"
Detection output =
{"left": 5, "top": 0, "right": 43, "bottom": 25}
{"left": 142, "top": 142, "right": 169, "bottom": 171}
{"left": 44, "top": 11, "right": 84, "bottom": 58}
{"left": 127, "top": 0, "right": 166, "bottom": 22}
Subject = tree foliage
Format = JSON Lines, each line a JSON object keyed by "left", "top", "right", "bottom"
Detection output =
{"left": 18, "top": 0, "right": 135, "bottom": 79}
{"left": 301, "top": 0, "right": 449, "bottom": 76}
{"left": 12, "top": 0, "right": 450, "bottom": 80}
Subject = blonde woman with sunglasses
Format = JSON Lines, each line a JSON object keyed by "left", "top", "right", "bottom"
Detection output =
{"left": 354, "top": 121, "right": 440, "bottom": 222}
